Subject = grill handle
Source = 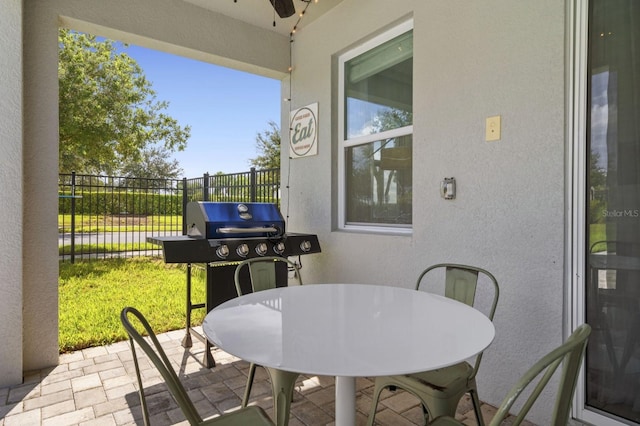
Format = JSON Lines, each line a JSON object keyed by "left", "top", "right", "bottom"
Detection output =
{"left": 217, "top": 226, "right": 280, "bottom": 234}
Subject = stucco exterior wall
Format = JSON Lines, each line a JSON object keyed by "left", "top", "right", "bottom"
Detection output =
{"left": 8, "top": 0, "right": 571, "bottom": 422}
{"left": 281, "top": 1, "right": 567, "bottom": 423}
{"left": 0, "top": 0, "right": 24, "bottom": 387}
{"left": 15, "top": 0, "right": 290, "bottom": 380}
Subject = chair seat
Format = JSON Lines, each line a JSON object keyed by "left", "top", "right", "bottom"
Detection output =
{"left": 203, "top": 406, "right": 274, "bottom": 425}
{"left": 394, "top": 362, "right": 473, "bottom": 396}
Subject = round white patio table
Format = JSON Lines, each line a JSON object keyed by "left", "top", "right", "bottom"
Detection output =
{"left": 202, "top": 283, "right": 495, "bottom": 426}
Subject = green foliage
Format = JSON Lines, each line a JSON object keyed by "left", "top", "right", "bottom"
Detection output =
{"left": 589, "top": 223, "right": 608, "bottom": 250}
{"left": 589, "top": 151, "right": 606, "bottom": 189}
{"left": 58, "top": 190, "right": 182, "bottom": 215}
{"left": 589, "top": 199, "right": 606, "bottom": 224}
{"left": 58, "top": 29, "right": 190, "bottom": 175}
{"left": 250, "top": 121, "right": 281, "bottom": 170}
{"left": 119, "top": 146, "right": 184, "bottom": 180}
{"left": 588, "top": 151, "right": 608, "bottom": 224}
{"left": 372, "top": 109, "right": 413, "bottom": 132}
{"left": 58, "top": 258, "right": 206, "bottom": 352}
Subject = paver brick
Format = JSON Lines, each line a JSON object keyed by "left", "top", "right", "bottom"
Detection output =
{"left": 79, "top": 414, "right": 118, "bottom": 426}
{"left": 22, "top": 389, "right": 73, "bottom": 411}
{"left": 72, "top": 373, "right": 103, "bottom": 392}
{"left": 75, "top": 387, "right": 108, "bottom": 409}
{"left": 104, "top": 383, "right": 137, "bottom": 401}
{"left": 0, "top": 329, "right": 508, "bottom": 426}
{"left": 84, "top": 359, "right": 124, "bottom": 375}
{"left": 41, "top": 379, "right": 72, "bottom": 396}
{"left": 41, "top": 399, "right": 76, "bottom": 419}
{"left": 7, "top": 383, "right": 39, "bottom": 404}
{"left": 42, "top": 406, "right": 94, "bottom": 425}
{"left": 4, "top": 408, "right": 41, "bottom": 426}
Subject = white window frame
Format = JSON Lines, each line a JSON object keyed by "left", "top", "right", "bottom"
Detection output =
{"left": 337, "top": 19, "right": 414, "bottom": 234}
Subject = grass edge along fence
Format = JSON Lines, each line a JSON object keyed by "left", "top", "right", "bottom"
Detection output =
{"left": 58, "top": 168, "right": 280, "bottom": 262}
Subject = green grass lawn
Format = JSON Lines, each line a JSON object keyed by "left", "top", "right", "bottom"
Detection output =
{"left": 58, "top": 257, "right": 206, "bottom": 353}
{"left": 58, "top": 214, "right": 182, "bottom": 233}
{"left": 58, "top": 242, "right": 159, "bottom": 256}
{"left": 589, "top": 223, "right": 611, "bottom": 251}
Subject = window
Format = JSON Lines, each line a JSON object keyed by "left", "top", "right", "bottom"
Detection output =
{"left": 338, "top": 21, "right": 413, "bottom": 233}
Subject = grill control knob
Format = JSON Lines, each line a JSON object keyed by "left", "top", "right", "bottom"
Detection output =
{"left": 236, "top": 244, "right": 250, "bottom": 257}
{"left": 274, "top": 242, "right": 285, "bottom": 255}
{"left": 255, "top": 242, "right": 268, "bottom": 256}
{"left": 300, "top": 240, "right": 312, "bottom": 253}
{"left": 216, "top": 245, "right": 230, "bottom": 259}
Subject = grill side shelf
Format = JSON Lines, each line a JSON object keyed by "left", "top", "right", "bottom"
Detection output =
{"left": 147, "top": 236, "right": 214, "bottom": 264}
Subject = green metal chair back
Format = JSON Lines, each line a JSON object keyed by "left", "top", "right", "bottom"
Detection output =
{"left": 493, "top": 323, "right": 591, "bottom": 425}
{"left": 417, "top": 263, "right": 499, "bottom": 378}
{"left": 444, "top": 266, "right": 478, "bottom": 305}
{"left": 368, "top": 263, "right": 500, "bottom": 426}
{"left": 429, "top": 324, "right": 592, "bottom": 426}
{"left": 234, "top": 256, "right": 302, "bottom": 295}
{"left": 120, "top": 307, "right": 274, "bottom": 426}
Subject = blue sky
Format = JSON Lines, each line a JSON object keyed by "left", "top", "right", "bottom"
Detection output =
{"left": 121, "top": 43, "right": 281, "bottom": 178}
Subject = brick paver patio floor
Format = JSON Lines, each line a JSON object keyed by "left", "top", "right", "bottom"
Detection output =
{"left": 0, "top": 327, "right": 530, "bottom": 426}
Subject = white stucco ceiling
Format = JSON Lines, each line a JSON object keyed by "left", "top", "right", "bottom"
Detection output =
{"left": 182, "top": 0, "right": 343, "bottom": 35}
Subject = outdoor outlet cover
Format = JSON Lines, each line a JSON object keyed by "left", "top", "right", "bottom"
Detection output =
{"left": 486, "top": 115, "right": 501, "bottom": 141}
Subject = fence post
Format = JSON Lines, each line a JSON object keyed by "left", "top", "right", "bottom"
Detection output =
{"left": 70, "top": 171, "right": 76, "bottom": 264}
{"left": 203, "top": 173, "right": 210, "bottom": 202}
{"left": 250, "top": 167, "right": 257, "bottom": 202}
{"left": 182, "top": 177, "right": 188, "bottom": 235}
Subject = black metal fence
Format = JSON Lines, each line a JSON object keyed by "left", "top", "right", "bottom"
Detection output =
{"left": 58, "top": 168, "right": 280, "bottom": 262}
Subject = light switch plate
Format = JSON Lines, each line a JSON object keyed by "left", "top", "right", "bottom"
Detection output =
{"left": 486, "top": 115, "right": 501, "bottom": 141}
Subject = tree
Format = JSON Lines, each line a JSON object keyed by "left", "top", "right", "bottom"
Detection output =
{"left": 250, "top": 121, "right": 281, "bottom": 170}
{"left": 58, "top": 29, "right": 190, "bottom": 174}
{"left": 118, "top": 147, "right": 184, "bottom": 180}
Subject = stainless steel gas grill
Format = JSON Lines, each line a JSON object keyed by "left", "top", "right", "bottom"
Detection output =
{"left": 148, "top": 201, "right": 321, "bottom": 367}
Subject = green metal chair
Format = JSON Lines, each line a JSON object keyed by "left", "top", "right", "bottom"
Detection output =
{"left": 367, "top": 263, "right": 500, "bottom": 426}
{"left": 234, "top": 256, "right": 302, "bottom": 426}
{"left": 429, "top": 324, "right": 592, "bottom": 426}
{"left": 120, "top": 307, "right": 274, "bottom": 426}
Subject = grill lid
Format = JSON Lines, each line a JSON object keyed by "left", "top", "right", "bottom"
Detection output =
{"left": 186, "top": 202, "right": 285, "bottom": 239}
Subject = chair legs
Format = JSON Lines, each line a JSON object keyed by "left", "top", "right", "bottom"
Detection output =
{"left": 242, "top": 363, "right": 298, "bottom": 426}
{"left": 367, "top": 377, "right": 393, "bottom": 426}
{"left": 469, "top": 387, "right": 485, "bottom": 426}
{"left": 128, "top": 338, "right": 152, "bottom": 426}
{"left": 265, "top": 368, "right": 299, "bottom": 426}
{"left": 242, "top": 363, "right": 258, "bottom": 407}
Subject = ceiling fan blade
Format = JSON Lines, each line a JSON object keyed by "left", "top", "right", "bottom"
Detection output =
{"left": 270, "top": 0, "right": 295, "bottom": 18}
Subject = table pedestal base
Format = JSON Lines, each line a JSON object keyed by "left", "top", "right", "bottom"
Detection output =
{"left": 335, "top": 376, "right": 356, "bottom": 425}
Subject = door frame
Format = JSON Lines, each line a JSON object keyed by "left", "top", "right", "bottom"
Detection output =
{"left": 567, "top": 0, "right": 590, "bottom": 418}
{"left": 568, "top": 0, "right": 638, "bottom": 424}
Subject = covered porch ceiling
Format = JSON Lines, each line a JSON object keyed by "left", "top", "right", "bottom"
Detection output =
{"left": 182, "top": 0, "right": 344, "bottom": 35}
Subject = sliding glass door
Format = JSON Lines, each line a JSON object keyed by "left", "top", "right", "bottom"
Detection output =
{"left": 584, "top": 0, "right": 640, "bottom": 423}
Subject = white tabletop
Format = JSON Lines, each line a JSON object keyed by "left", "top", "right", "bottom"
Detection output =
{"left": 203, "top": 283, "right": 494, "bottom": 425}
